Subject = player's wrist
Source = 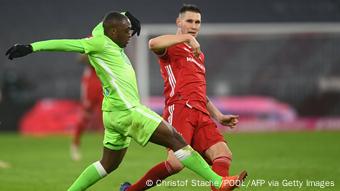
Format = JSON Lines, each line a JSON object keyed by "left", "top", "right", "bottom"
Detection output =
{"left": 216, "top": 113, "right": 224, "bottom": 122}
{"left": 30, "top": 42, "right": 40, "bottom": 52}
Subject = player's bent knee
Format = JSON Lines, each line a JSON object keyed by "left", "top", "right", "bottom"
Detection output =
{"left": 219, "top": 146, "right": 232, "bottom": 159}
{"left": 216, "top": 150, "right": 232, "bottom": 161}
{"left": 206, "top": 142, "right": 233, "bottom": 162}
{"left": 226, "top": 149, "right": 232, "bottom": 159}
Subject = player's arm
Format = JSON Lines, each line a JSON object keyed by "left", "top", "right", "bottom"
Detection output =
{"left": 149, "top": 34, "right": 201, "bottom": 56}
{"left": 206, "top": 96, "right": 238, "bottom": 128}
{"left": 31, "top": 39, "right": 85, "bottom": 53}
{"left": 6, "top": 38, "right": 103, "bottom": 60}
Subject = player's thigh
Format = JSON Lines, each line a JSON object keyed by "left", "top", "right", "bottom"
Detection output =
{"left": 102, "top": 111, "right": 131, "bottom": 150}
{"left": 103, "top": 106, "right": 162, "bottom": 148}
{"left": 164, "top": 104, "right": 195, "bottom": 144}
{"left": 192, "top": 115, "right": 226, "bottom": 157}
{"left": 129, "top": 105, "right": 163, "bottom": 146}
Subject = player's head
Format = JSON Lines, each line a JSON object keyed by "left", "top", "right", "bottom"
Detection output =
{"left": 176, "top": 4, "right": 201, "bottom": 37}
{"left": 103, "top": 12, "right": 132, "bottom": 48}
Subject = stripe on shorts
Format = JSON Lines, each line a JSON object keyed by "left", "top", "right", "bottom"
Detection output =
{"left": 165, "top": 65, "right": 176, "bottom": 97}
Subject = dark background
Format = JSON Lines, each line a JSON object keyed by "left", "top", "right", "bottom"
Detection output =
{"left": 1, "top": 0, "right": 340, "bottom": 131}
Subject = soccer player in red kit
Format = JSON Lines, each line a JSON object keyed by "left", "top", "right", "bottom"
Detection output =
{"left": 121, "top": 4, "right": 242, "bottom": 191}
{"left": 70, "top": 54, "right": 103, "bottom": 161}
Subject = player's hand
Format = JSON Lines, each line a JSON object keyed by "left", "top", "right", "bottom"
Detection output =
{"left": 6, "top": 44, "right": 33, "bottom": 60}
{"left": 218, "top": 114, "right": 239, "bottom": 128}
{"left": 188, "top": 36, "right": 201, "bottom": 57}
{"left": 124, "top": 11, "right": 141, "bottom": 36}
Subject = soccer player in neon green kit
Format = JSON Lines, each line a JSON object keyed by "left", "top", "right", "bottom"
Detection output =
{"left": 6, "top": 11, "right": 246, "bottom": 191}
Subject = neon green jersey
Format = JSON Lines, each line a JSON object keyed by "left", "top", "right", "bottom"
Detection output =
{"left": 31, "top": 23, "right": 140, "bottom": 111}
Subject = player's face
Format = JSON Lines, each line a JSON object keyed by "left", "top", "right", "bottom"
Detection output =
{"left": 177, "top": 11, "right": 201, "bottom": 37}
{"left": 114, "top": 19, "right": 133, "bottom": 48}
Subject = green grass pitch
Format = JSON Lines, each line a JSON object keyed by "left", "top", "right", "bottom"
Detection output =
{"left": 0, "top": 131, "right": 339, "bottom": 191}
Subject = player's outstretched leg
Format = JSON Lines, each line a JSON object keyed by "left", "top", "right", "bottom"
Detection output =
{"left": 68, "top": 147, "right": 127, "bottom": 191}
{"left": 149, "top": 120, "right": 247, "bottom": 190}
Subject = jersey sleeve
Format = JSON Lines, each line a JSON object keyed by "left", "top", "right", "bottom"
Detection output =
{"left": 31, "top": 39, "right": 86, "bottom": 53}
{"left": 158, "top": 46, "right": 175, "bottom": 61}
{"left": 31, "top": 36, "right": 105, "bottom": 54}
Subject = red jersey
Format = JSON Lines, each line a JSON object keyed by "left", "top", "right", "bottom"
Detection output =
{"left": 158, "top": 43, "right": 208, "bottom": 114}
{"left": 81, "top": 65, "right": 103, "bottom": 108}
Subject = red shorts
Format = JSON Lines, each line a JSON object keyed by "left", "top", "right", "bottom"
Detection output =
{"left": 163, "top": 103, "right": 224, "bottom": 154}
{"left": 80, "top": 66, "right": 103, "bottom": 130}
{"left": 81, "top": 66, "right": 103, "bottom": 110}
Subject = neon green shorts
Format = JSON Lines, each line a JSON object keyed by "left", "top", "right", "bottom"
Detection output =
{"left": 102, "top": 104, "right": 162, "bottom": 150}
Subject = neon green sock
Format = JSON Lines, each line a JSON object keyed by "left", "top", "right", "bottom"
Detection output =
{"left": 174, "top": 146, "right": 222, "bottom": 188}
{"left": 68, "top": 161, "right": 107, "bottom": 191}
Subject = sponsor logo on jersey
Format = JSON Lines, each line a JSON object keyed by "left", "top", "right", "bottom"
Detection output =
{"left": 186, "top": 57, "right": 205, "bottom": 72}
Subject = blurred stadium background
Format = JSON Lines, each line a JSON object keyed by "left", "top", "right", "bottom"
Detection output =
{"left": 1, "top": 0, "right": 340, "bottom": 131}
{"left": 1, "top": 0, "right": 340, "bottom": 190}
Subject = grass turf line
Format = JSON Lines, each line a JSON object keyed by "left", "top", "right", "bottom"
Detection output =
{"left": 0, "top": 131, "right": 339, "bottom": 191}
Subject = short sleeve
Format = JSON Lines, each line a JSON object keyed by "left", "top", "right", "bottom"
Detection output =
{"left": 159, "top": 46, "right": 176, "bottom": 61}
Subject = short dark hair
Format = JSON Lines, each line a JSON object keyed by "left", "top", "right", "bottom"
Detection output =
{"left": 179, "top": 4, "right": 201, "bottom": 14}
{"left": 103, "top": 11, "right": 127, "bottom": 33}
{"left": 103, "top": 12, "right": 126, "bottom": 25}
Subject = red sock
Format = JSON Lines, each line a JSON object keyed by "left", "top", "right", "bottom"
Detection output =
{"left": 210, "top": 156, "right": 232, "bottom": 191}
{"left": 212, "top": 156, "right": 231, "bottom": 176}
{"left": 127, "top": 161, "right": 176, "bottom": 191}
